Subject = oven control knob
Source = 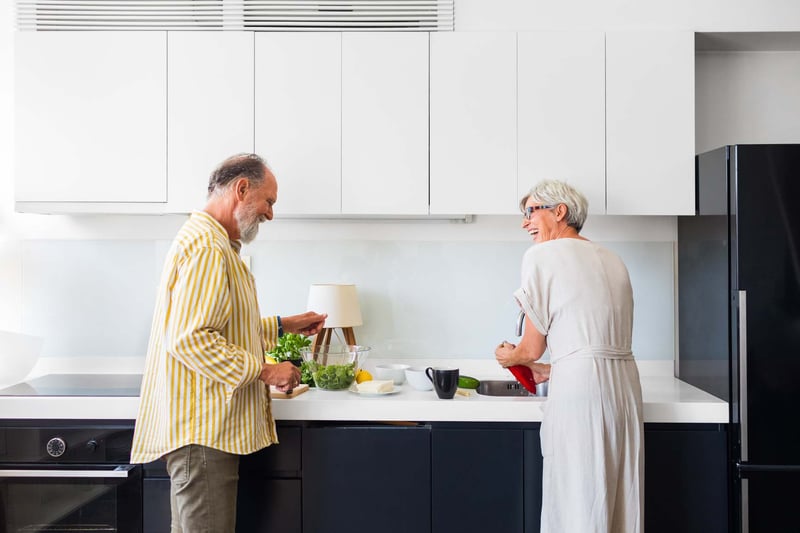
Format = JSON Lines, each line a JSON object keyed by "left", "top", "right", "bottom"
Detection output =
{"left": 46, "top": 437, "right": 66, "bottom": 458}
{"left": 86, "top": 439, "right": 99, "bottom": 452}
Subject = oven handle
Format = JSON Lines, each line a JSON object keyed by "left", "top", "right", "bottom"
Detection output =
{"left": 0, "top": 465, "right": 135, "bottom": 479}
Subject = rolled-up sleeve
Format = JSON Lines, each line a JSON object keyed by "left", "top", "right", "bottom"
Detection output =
{"left": 514, "top": 247, "right": 550, "bottom": 337}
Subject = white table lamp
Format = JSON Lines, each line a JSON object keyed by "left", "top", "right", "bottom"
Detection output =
{"left": 307, "top": 284, "right": 363, "bottom": 348}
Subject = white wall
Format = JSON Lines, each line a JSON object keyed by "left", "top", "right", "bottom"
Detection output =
{"left": 696, "top": 51, "right": 800, "bottom": 153}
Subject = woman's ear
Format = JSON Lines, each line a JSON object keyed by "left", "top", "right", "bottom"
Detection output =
{"left": 555, "top": 203, "right": 568, "bottom": 222}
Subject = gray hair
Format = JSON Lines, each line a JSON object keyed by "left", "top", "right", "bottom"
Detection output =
{"left": 208, "top": 153, "right": 269, "bottom": 197}
{"left": 520, "top": 180, "right": 589, "bottom": 232}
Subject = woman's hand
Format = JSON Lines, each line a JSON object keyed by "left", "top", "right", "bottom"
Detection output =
{"left": 495, "top": 341, "right": 529, "bottom": 368}
{"left": 529, "top": 362, "right": 551, "bottom": 384}
{"left": 282, "top": 311, "right": 327, "bottom": 336}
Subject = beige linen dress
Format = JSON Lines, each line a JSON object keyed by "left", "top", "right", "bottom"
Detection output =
{"left": 513, "top": 239, "right": 644, "bottom": 533}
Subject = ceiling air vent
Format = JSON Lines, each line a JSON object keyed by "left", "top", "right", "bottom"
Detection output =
{"left": 16, "top": 0, "right": 454, "bottom": 31}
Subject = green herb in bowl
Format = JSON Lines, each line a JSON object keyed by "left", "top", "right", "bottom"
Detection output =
{"left": 312, "top": 363, "right": 356, "bottom": 390}
{"left": 299, "top": 345, "right": 371, "bottom": 391}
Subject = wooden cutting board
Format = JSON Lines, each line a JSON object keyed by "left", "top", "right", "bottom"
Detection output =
{"left": 270, "top": 383, "right": 309, "bottom": 399}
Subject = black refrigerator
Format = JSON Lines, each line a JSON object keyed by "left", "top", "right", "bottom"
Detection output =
{"left": 678, "top": 144, "right": 800, "bottom": 533}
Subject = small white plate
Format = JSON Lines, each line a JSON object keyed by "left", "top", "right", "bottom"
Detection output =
{"left": 348, "top": 384, "right": 401, "bottom": 396}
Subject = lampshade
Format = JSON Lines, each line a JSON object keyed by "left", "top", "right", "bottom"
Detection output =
{"left": 307, "top": 284, "right": 363, "bottom": 328}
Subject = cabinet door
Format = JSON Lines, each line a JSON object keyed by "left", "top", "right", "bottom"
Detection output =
{"left": 143, "top": 478, "right": 170, "bottom": 533}
{"left": 236, "top": 426, "right": 302, "bottom": 533}
{"left": 518, "top": 31, "right": 606, "bottom": 214}
{"left": 342, "top": 33, "right": 429, "bottom": 215}
{"left": 255, "top": 33, "right": 341, "bottom": 215}
{"left": 432, "top": 426, "right": 525, "bottom": 532}
{"left": 606, "top": 31, "right": 695, "bottom": 215}
{"left": 644, "top": 424, "right": 728, "bottom": 533}
{"left": 168, "top": 32, "right": 254, "bottom": 213}
{"left": 236, "top": 479, "right": 302, "bottom": 533}
{"left": 15, "top": 32, "right": 166, "bottom": 203}
{"left": 523, "top": 428, "right": 544, "bottom": 533}
{"left": 303, "top": 425, "right": 431, "bottom": 533}
{"left": 430, "top": 32, "right": 517, "bottom": 215}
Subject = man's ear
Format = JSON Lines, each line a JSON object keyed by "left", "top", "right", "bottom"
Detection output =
{"left": 235, "top": 178, "right": 249, "bottom": 201}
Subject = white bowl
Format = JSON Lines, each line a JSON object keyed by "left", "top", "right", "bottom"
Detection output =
{"left": 405, "top": 366, "right": 433, "bottom": 391}
{"left": 374, "top": 363, "right": 410, "bottom": 385}
{"left": 0, "top": 331, "right": 43, "bottom": 387}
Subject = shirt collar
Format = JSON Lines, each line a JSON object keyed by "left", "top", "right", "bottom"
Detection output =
{"left": 191, "top": 211, "right": 242, "bottom": 253}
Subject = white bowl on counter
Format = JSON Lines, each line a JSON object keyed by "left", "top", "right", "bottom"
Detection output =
{"left": 374, "top": 363, "right": 410, "bottom": 385}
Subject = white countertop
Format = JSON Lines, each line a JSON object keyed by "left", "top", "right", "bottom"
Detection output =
{"left": 0, "top": 358, "right": 728, "bottom": 423}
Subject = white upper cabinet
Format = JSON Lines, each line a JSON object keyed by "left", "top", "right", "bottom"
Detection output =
{"left": 517, "top": 31, "right": 606, "bottom": 214}
{"left": 15, "top": 32, "right": 166, "bottom": 205}
{"left": 341, "top": 33, "right": 429, "bottom": 215}
{"left": 429, "top": 32, "right": 517, "bottom": 215}
{"left": 167, "top": 32, "right": 254, "bottom": 213}
{"left": 255, "top": 33, "right": 341, "bottom": 216}
{"left": 606, "top": 31, "right": 695, "bottom": 215}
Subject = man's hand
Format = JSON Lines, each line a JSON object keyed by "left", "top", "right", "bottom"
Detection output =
{"left": 282, "top": 311, "right": 327, "bottom": 336}
{"left": 259, "top": 361, "right": 301, "bottom": 390}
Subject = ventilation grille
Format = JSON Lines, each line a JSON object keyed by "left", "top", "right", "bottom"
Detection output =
{"left": 16, "top": 0, "right": 454, "bottom": 31}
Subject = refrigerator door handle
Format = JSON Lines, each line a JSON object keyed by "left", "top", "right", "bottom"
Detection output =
{"left": 742, "top": 478, "right": 749, "bottom": 533}
{"left": 739, "top": 289, "right": 748, "bottom": 462}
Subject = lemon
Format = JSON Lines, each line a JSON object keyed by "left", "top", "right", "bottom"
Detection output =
{"left": 265, "top": 355, "right": 278, "bottom": 365}
{"left": 355, "top": 369, "right": 372, "bottom": 384}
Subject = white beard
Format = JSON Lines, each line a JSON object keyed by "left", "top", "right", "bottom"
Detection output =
{"left": 234, "top": 203, "right": 266, "bottom": 243}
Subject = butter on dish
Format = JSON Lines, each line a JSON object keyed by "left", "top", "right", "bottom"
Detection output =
{"left": 356, "top": 380, "right": 394, "bottom": 393}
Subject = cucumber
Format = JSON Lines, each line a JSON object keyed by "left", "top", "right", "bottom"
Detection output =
{"left": 458, "top": 375, "right": 480, "bottom": 389}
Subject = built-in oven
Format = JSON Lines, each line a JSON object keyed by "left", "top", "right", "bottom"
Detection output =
{"left": 0, "top": 420, "right": 142, "bottom": 533}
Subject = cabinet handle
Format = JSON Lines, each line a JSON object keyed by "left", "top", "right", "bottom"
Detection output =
{"left": 0, "top": 465, "right": 134, "bottom": 479}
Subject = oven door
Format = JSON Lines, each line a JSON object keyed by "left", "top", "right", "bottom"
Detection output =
{"left": 0, "top": 463, "right": 142, "bottom": 533}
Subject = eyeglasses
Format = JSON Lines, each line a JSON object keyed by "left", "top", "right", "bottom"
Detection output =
{"left": 523, "top": 205, "right": 556, "bottom": 220}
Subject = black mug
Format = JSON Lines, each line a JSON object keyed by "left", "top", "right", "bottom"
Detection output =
{"left": 425, "top": 367, "right": 459, "bottom": 399}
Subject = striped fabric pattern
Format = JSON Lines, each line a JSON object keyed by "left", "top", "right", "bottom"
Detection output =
{"left": 131, "top": 211, "right": 279, "bottom": 464}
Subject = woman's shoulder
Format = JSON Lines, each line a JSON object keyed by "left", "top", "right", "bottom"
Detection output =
{"left": 524, "top": 237, "right": 597, "bottom": 256}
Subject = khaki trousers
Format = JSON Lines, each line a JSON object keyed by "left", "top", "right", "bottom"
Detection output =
{"left": 164, "top": 444, "right": 240, "bottom": 533}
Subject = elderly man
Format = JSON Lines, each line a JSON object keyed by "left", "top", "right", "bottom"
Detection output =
{"left": 131, "top": 153, "right": 326, "bottom": 532}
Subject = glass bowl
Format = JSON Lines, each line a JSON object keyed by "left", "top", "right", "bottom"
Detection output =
{"left": 300, "top": 344, "right": 370, "bottom": 391}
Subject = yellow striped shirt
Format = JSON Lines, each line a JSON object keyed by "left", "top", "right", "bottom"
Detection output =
{"left": 131, "top": 211, "right": 279, "bottom": 464}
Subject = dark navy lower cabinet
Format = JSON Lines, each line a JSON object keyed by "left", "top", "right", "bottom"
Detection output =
{"left": 523, "top": 428, "right": 544, "bottom": 533}
{"left": 644, "top": 423, "right": 729, "bottom": 533}
{"left": 236, "top": 424, "right": 303, "bottom": 533}
{"left": 432, "top": 423, "right": 539, "bottom": 533}
{"left": 142, "top": 461, "right": 171, "bottom": 533}
{"left": 302, "top": 423, "right": 432, "bottom": 533}
{"left": 143, "top": 421, "right": 728, "bottom": 533}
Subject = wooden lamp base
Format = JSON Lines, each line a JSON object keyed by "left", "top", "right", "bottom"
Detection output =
{"left": 312, "top": 327, "right": 357, "bottom": 350}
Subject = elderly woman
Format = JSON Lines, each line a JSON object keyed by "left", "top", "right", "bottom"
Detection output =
{"left": 495, "top": 180, "right": 644, "bottom": 533}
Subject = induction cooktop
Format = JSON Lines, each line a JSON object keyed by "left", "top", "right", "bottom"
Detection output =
{"left": 0, "top": 373, "right": 142, "bottom": 397}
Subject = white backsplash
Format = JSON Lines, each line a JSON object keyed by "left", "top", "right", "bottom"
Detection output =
{"left": 18, "top": 219, "right": 676, "bottom": 361}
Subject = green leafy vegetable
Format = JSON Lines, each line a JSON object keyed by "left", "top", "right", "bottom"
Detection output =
{"left": 266, "top": 333, "right": 311, "bottom": 363}
{"left": 312, "top": 363, "right": 356, "bottom": 390}
{"left": 300, "top": 360, "right": 317, "bottom": 387}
